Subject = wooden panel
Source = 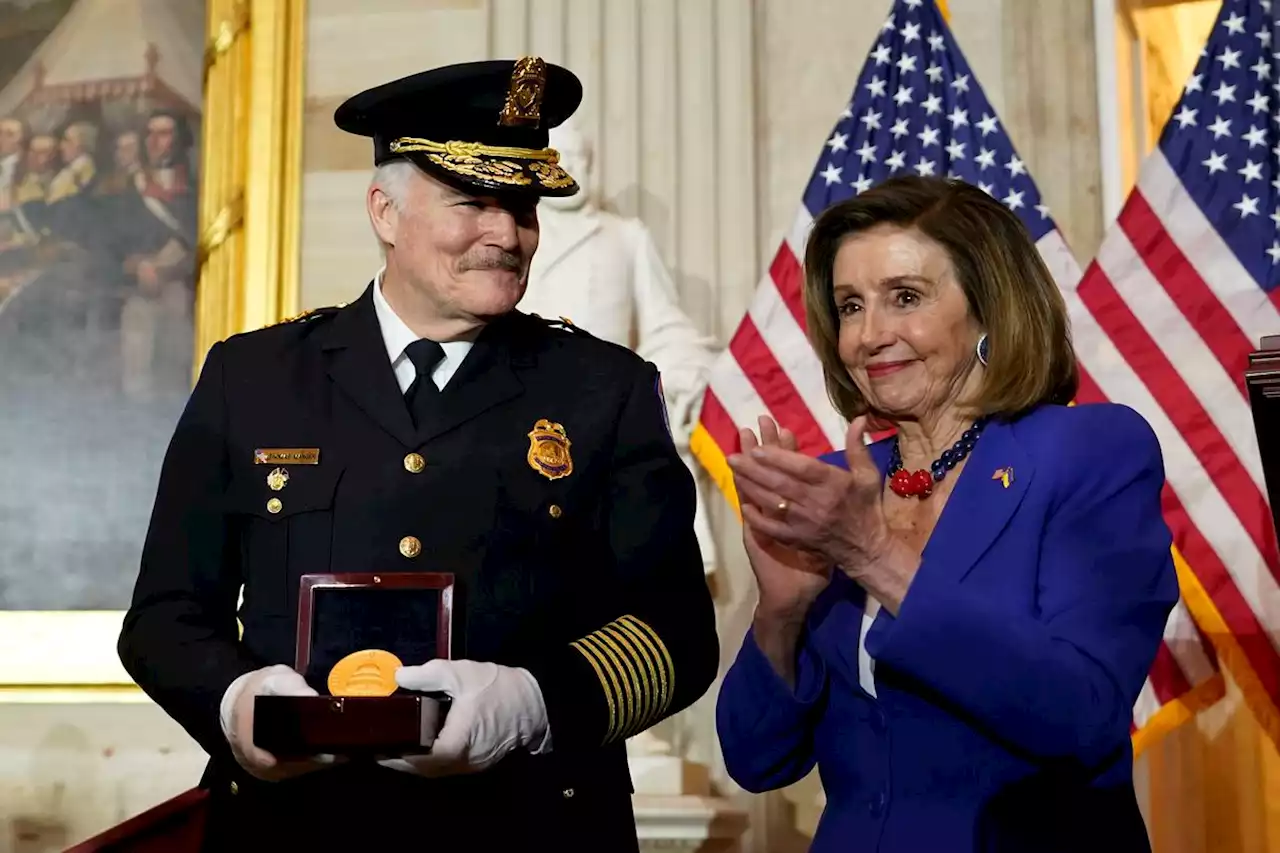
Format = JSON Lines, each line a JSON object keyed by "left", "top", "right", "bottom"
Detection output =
{"left": 1114, "top": 1, "right": 1143, "bottom": 199}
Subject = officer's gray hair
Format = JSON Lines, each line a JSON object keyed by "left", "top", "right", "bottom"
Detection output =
{"left": 371, "top": 159, "right": 418, "bottom": 212}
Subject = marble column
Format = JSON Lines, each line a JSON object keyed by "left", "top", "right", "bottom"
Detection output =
{"left": 999, "top": 0, "right": 1105, "bottom": 262}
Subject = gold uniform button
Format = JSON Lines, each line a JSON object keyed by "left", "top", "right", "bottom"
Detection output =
{"left": 399, "top": 536, "right": 422, "bottom": 558}
{"left": 404, "top": 453, "right": 425, "bottom": 474}
{"left": 229, "top": 781, "right": 239, "bottom": 795}
{"left": 266, "top": 498, "right": 282, "bottom": 514}
{"left": 548, "top": 504, "right": 562, "bottom": 519}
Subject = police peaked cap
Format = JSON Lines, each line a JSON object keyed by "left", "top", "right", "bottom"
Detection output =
{"left": 334, "top": 57, "right": 583, "bottom": 197}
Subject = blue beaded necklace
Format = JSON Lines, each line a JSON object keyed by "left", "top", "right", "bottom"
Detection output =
{"left": 887, "top": 417, "right": 989, "bottom": 499}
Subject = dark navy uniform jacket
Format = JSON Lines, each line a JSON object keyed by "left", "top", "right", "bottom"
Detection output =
{"left": 118, "top": 283, "right": 719, "bottom": 851}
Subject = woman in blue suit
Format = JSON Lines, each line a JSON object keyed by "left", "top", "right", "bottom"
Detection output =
{"left": 717, "top": 176, "right": 1177, "bottom": 853}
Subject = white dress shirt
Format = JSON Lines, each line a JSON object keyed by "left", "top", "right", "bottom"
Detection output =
{"left": 858, "top": 596, "right": 880, "bottom": 697}
{"left": 371, "top": 269, "right": 474, "bottom": 393}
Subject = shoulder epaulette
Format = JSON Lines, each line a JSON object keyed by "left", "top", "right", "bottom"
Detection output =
{"left": 530, "top": 313, "right": 593, "bottom": 338}
{"left": 261, "top": 303, "right": 346, "bottom": 329}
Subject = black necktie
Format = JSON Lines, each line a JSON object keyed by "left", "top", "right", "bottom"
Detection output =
{"left": 403, "top": 339, "right": 445, "bottom": 428}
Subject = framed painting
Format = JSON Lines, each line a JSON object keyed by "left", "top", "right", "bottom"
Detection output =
{"left": 0, "top": 0, "right": 305, "bottom": 692}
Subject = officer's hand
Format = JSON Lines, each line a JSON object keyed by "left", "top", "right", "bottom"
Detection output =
{"left": 380, "top": 659, "right": 550, "bottom": 777}
{"left": 220, "top": 664, "right": 343, "bottom": 782}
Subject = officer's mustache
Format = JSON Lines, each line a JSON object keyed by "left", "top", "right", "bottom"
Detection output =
{"left": 462, "top": 251, "right": 522, "bottom": 273}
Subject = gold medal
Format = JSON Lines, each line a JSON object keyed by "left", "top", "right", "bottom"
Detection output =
{"left": 327, "top": 649, "right": 402, "bottom": 697}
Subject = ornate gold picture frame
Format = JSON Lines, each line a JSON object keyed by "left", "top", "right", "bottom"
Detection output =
{"left": 0, "top": 0, "right": 305, "bottom": 694}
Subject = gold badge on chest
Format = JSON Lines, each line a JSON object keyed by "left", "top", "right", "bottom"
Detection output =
{"left": 266, "top": 467, "right": 289, "bottom": 491}
{"left": 527, "top": 419, "right": 572, "bottom": 480}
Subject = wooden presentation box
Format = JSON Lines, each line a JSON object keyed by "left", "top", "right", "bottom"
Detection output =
{"left": 253, "top": 572, "right": 454, "bottom": 758}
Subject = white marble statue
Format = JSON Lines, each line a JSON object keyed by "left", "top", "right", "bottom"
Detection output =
{"left": 524, "top": 117, "right": 721, "bottom": 580}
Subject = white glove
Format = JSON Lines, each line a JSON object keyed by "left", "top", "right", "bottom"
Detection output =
{"left": 380, "top": 659, "right": 551, "bottom": 777}
{"left": 219, "top": 664, "right": 342, "bottom": 781}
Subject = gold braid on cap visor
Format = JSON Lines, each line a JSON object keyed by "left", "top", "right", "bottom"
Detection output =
{"left": 388, "top": 136, "right": 574, "bottom": 190}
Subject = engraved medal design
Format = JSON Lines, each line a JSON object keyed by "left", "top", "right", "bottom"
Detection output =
{"left": 328, "top": 649, "right": 403, "bottom": 697}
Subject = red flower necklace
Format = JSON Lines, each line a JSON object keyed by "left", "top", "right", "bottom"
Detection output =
{"left": 887, "top": 417, "right": 989, "bottom": 499}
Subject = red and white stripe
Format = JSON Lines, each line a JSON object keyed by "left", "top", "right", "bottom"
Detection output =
{"left": 1072, "top": 148, "right": 1280, "bottom": 710}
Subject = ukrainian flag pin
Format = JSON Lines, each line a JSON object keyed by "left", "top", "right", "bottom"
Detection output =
{"left": 992, "top": 467, "right": 1013, "bottom": 489}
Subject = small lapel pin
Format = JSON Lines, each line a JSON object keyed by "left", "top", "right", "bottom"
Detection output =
{"left": 266, "top": 467, "right": 289, "bottom": 491}
{"left": 992, "top": 467, "right": 1013, "bottom": 489}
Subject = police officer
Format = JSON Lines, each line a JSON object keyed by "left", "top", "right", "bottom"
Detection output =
{"left": 118, "top": 57, "right": 719, "bottom": 851}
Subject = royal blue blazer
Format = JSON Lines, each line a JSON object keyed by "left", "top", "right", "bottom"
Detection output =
{"left": 716, "top": 403, "right": 1177, "bottom": 853}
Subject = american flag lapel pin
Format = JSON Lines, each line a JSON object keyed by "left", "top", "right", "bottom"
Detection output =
{"left": 992, "top": 467, "right": 1013, "bottom": 489}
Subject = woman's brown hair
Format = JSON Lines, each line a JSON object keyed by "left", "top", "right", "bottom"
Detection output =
{"left": 802, "top": 175, "right": 1078, "bottom": 421}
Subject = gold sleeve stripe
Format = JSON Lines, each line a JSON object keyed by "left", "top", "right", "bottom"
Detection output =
{"left": 610, "top": 621, "right": 666, "bottom": 730}
{"left": 589, "top": 631, "right": 645, "bottom": 735}
{"left": 620, "top": 617, "right": 674, "bottom": 735}
{"left": 602, "top": 625, "right": 658, "bottom": 729}
{"left": 571, "top": 614, "right": 676, "bottom": 744}
{"left": 579, "top": 633, "right": 635, "bottom": 741}
{"left": 613, "top": 618, "right": 672, "bottom": 731}
{"left": 569, "top": 636, "right": 620, "bottom": 740}
{"left": 619, "top": 615, "right": 674, "bottom": 709}
{"left": 580, "top": 633, "right": 634, "bottom": 742}
{"left": 619, "top": 614, "right": 675, "bottom": 683}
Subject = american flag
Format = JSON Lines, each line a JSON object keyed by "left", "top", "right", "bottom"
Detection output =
{"left": 1072, "top": 0, "right": 1279, "bottom": 746}
{"left": 688, "top": 0, "right": 1227, "bottom": 749}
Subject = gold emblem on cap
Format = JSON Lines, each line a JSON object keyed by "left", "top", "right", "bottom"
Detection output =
{"left": 527, "top": 419, "right": 572, "bottom": 480}
{"left": 266, "top": 467, "right": 289, "bottom": 491}
{"left": 499, "top": 56, "right": 547, "bottom": 127}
